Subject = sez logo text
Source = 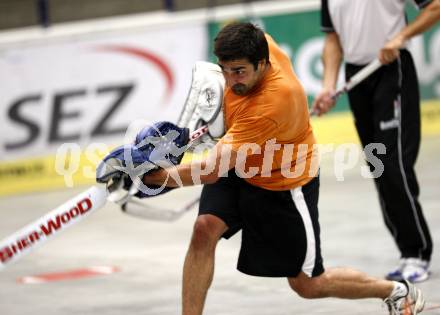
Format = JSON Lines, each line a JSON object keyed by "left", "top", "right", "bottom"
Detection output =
{"left": 2, "top": 45, "right": 175, "bottom": 152}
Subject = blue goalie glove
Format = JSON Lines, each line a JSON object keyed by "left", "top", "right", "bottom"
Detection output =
{"left": 96, "top": 121, "right": 190, "bottom": 198}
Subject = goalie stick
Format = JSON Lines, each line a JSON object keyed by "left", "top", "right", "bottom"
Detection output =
{"left": 0, "top": 124, "right": 209, "bottom": 271}
{"left": 122, "top": 194, "right": 200, "bottom": 222}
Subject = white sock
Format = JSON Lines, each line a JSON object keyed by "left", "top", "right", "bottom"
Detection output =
{"left": 389, "top": 281, "right": 408, "bottom": 298}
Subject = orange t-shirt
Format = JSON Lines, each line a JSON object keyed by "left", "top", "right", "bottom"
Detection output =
{"left": 219, "top": 34, "right": 318, "bottom": 191}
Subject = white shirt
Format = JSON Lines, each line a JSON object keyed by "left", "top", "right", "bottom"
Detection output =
{"left": 321, "top": 0, "right": 432, "bottom": 64}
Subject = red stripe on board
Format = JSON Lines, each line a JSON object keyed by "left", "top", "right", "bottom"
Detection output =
{"left": 17, "top": 266, "right": 120, "bottom": 284}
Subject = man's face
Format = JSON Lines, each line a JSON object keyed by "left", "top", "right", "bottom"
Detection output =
{"left": 218, "top": 58, "right": 266, "bottom": 96}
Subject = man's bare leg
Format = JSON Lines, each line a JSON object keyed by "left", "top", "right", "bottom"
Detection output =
{"left": 182, "top": 215, "right": 228, "bottom": 315}
{"left": 288, "top": 267, "right": 395, "bottom": 299}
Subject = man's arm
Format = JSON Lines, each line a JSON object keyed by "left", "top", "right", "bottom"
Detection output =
{"left": 143, "top": 141, "right": 237, "bottom": 187}
{"left": 380, "top": 0, "right": 440, "bottom": 64}
{"left": 311, "top": 32, "right": 343, "bottom": 116}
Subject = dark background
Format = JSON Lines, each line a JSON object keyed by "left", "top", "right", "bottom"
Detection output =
{"left": 0, "top": 0, "right": 269, "bottom": 30}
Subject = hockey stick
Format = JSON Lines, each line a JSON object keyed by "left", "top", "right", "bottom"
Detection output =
{"left": 332, "top": 58, "right": 382, "bottom": 100}
{"left": 122, "top": 195, "right": 200, "bottom": 222}
{"left": 311, "top": 58, "right": 382, "bottom": 115}
{"left": 0, "top": 125, "right": 209, "bottom": 271}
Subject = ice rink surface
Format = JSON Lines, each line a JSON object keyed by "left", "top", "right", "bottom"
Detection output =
{"left": 1, "top": 136, "right": 439, "bottom": 315}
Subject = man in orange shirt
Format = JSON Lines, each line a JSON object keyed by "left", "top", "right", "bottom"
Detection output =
{"left": 143, "top": 22, "right": 424, "bottom": 315}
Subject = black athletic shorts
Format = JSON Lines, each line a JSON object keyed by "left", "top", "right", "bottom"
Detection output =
{"left": 199, "top": 169, "right": 324, "bottom": 278}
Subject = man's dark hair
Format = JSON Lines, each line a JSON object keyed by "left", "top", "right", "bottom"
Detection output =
{"left": 214, "top": 22, "right": 269, "bottom": 69}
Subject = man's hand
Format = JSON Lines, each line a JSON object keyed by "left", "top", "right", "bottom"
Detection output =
{"left": 379, "top": 34, "right": 405, "bottom": 64}
{"left": 379, "top": 0, "right": 440, "bottom": 65}
{"left": 311, "top": 88, "right": 336, "bottom": 116}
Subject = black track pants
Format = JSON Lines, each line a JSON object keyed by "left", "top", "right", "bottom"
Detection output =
{"left": 345, "top": 50, "right": 432, "bottom": 261}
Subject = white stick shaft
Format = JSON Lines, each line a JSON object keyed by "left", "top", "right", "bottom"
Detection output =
{"left": 334, "top": 58, "right": 382, "bottom": 99}
{"left": 310, "top": 58, "right": 382, "bottom": 116}
{"left": 123, "top": 196, "right": 200, "bottom": 221}
{"left": 0, "top": 185, "right": 108, "bottom": 271}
